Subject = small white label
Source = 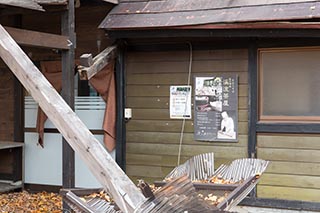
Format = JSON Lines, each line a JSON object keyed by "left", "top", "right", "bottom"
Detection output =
{"left": 125, "top": 108, "right": 132, "bottom": 119}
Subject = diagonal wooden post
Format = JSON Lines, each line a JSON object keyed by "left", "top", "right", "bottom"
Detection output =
{"left": 0, "top": 24, "right": 145, "bottom": 213}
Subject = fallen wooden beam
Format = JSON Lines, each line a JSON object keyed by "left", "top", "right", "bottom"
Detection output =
{"left": 0, "top": 24, "right": 145, "bottom": 212}
{"left": 0, "top": 0, "right": 44, "bottom": 11}
{"left": 5, "top": 26, "right": 70, "bottom": 50}
{"left": 78, "top": 45, "right": 117, "bottom": 80}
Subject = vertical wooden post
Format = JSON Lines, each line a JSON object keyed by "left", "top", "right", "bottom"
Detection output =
{"left": 13, "top": 14, "right": 24, "bottom": 183}
{"left": 115, "top": 42, "right": 126, "bottom": 171}
{"left": 61, "top": 0, "right": 75, "bottom": 210}
{"left": 248, "top": 42, "right": 258, "bottom": 159}
{"left": 248, "top": 41, "right": 258, "bottom": 198}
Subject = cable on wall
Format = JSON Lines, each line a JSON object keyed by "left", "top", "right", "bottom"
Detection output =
{"left": 177, "top": 42, "right": 193, "bottom": 166}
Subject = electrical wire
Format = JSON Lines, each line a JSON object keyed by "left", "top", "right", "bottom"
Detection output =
{"left": 177, "top": 42, "right": 193, "bottom": 166}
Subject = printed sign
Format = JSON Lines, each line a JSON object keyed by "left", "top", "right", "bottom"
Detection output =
{"left": 194, "top": 75, "right": 238, "bottom": 142}
{"left": 170, "top": 86, "right": 192, "bottom": 119}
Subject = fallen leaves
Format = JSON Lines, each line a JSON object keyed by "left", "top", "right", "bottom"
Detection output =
{"left": 0, "top": 191, "right": 62, "bottom": 213}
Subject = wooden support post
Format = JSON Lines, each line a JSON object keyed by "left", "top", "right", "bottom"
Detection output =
{"left": 115, "top": 43, "right": 126, "bottom": 171}
{"left": 0, "top": 25, "right": 146, "bottom": 212}
{"left": 61, "top": 1, "right": 75, "bottom": 211}
{"left": 13, "top": 15, "right": 24, "bottom": 184}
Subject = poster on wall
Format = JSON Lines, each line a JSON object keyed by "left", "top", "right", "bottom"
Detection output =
{"left": 194, "top": 75, "right": 238, "bottom": 142}
{"left": 170, "top": 85, "right": 192, "bottom": 119}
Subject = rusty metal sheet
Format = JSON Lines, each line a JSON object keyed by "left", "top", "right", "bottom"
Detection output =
{"left": 100, "top": 1, "right": 320, "bottom": 29}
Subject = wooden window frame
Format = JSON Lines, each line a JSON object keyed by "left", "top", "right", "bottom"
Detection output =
{"left": 258, "top": 46, "right": 320, "bottom": 123}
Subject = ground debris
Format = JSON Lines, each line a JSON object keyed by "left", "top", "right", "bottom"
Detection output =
{"left": 0, "top": 191, "right": 62, "bottom": 213}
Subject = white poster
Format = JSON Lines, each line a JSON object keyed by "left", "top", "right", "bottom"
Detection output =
{"left": 170, "top": 86, "right": 192, "bottom": 119}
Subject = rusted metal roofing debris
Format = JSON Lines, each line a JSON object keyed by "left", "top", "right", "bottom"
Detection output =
{"left": 100, "top": 0, "right": 320, "bottom": 29}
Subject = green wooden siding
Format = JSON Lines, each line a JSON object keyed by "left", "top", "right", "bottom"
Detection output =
{"left": 257, "top": 134, "right": 320, "bottom": 202}
{"left": 125, "top": 49, "right": 249, "bottom": 183}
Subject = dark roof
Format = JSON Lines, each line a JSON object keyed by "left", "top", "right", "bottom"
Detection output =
{"left": 100, "top": 0, "right": 320, "bottom": 30}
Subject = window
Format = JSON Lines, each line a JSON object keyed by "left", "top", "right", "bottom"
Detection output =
{"left": 259, "top": 47, "right": 320, "bottom": 122}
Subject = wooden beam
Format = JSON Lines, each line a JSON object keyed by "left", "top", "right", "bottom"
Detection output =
{"left": 0, "top": 24, "right": 146, "bottom": 212}
{"left": 5, "top": 26, "right": 69, "bottom": 50}
{"left": 102, "top": 0, "right": 118, "bottom": 4}
{"left": 78, "top": 45, "right": 117, "bottom": 80}
{"left": 0, "top": 0, "right": 44, "bottom": 11}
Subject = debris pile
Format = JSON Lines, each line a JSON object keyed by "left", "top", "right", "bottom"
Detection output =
{"left": 0, "top": 191, "right": 62, "bottom": 213}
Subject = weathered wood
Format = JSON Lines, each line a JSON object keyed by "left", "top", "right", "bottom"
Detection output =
{"left": 0, "top": 0, "right": 44, "bottom": 11}
{"left": 127, "top": 131, "right": 248, "bottom": 146}
{"left": 257, "top": 185, "right": 320, "bottom": 202}
{"left": 113, "top": 0, "right": 316, "bottom": 15}
{"left": 78, "top": 45, "right": 117, "bottom": 80}
{"left": 61, "top": 0, "right": 75, "bottom": 209}
{"left": 0, "top": 142, "right": 24, "bottom": 149}
{"left": 127, "top": 96, "right": 248, "bottom": 109}
{"left": 266, "top": 161, "right": 320, "bottom": 176}
{"left": 127, "top": 143, "right": 247, "bottom": 158}
{"left": 126, "top": 60, "right": 248, "bottom": 74}
{"left": 126, "top": 85, "right": 248, "bottom": 97}
{"left": 257, "top": 148, "right": 320, "bottom": 163}
{"left": 5, "top": 27, "right": 69, "bottom": 50}
{"left": 248, "top": 43, "right": 258, "bottom": 159}
{"left": 35, "top": 0, "right": 67, "bottom": 5}
{"left": 127, "top": 72, "right": 248, "bottom": 85}
{"left": 260, "top": 173, "right": 320, "bottom": 189}
{"left": 127, "top": 120, "right": 248, "bottom": 134}
{"left": 129, "top": 108, "right": 248, "bottom": 121}
{"left": 127, "top": 165, "right": 173, "bottom": 179}
{"left": 241, "top": 197, "right": 320, "bottom": 212}
{"left": 116, "top": 43, "right": 126, "bottom": 170}
{"left": 101, "top": 1, "right": 320, "bottom": 29}
{"left": 79, "top": 53, "right": 93, "bottom": 67}
{"left": 127, "top": 49, "right": 248, "bottom": 62}
{"left": 0, "top": 24, "right": 145, "bottom": 212}
{"left": 102, "top": 0, "right": 118, "bottom": 4}
{"left": 258, "top": 134, "right": 320, "bottom": 150}
{"left": 257, "top": 123, "right": 320, "bottom": 134}
{"left": 126, "top": 153, "right": 237, "bottom": 168}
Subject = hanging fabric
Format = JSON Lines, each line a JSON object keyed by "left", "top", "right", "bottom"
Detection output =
{"left": 36, "top": 61, "right": 62, "bottom": 147}
{"left": 89, "top": 61, "right": 116, "bottom": 152}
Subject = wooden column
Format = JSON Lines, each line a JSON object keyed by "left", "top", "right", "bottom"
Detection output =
{"left": 115, "top": 43, "right": 126, "bottom": 171}
{"left": 13, "top": 15, "right": 24, "bottom": 183}
{"left": 248, "top": 41, "right": 258, "bottom": 199}
{"left": 61, "top": 0, "right": 75, "bottom": 208}
{"left": 248, "top": 42, "right": 258, "bottom": 159}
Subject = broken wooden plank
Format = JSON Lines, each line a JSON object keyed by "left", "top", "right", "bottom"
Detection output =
{"left": 78, "top": 45, "right": 117, "bottom": 80}
{"left": 0, "top": 24, "right": 145, "bottom": 213}
{"left": 5, "top": 26, "right": 69, "bottom": 50}
{"left": 0, "top": 0, "right": 44, "bottom": 11}
{"left": 102, "top": 0, "right": 118, "bottom": 4}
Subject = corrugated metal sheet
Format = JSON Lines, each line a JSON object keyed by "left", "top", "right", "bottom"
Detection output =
{"left": 100, "top": 0, "right": 320, "bottom": 29}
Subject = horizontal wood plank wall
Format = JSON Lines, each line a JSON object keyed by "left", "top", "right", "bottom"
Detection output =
{"left": 257, "top": 133, "right": 320, "bottom": 202}
{"left": 126, "top": 49, "right": 248, "bottom": 183}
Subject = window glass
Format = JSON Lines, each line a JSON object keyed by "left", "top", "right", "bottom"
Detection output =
{"left": 259, "top": 48, "right": 320, "bottom": 121}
